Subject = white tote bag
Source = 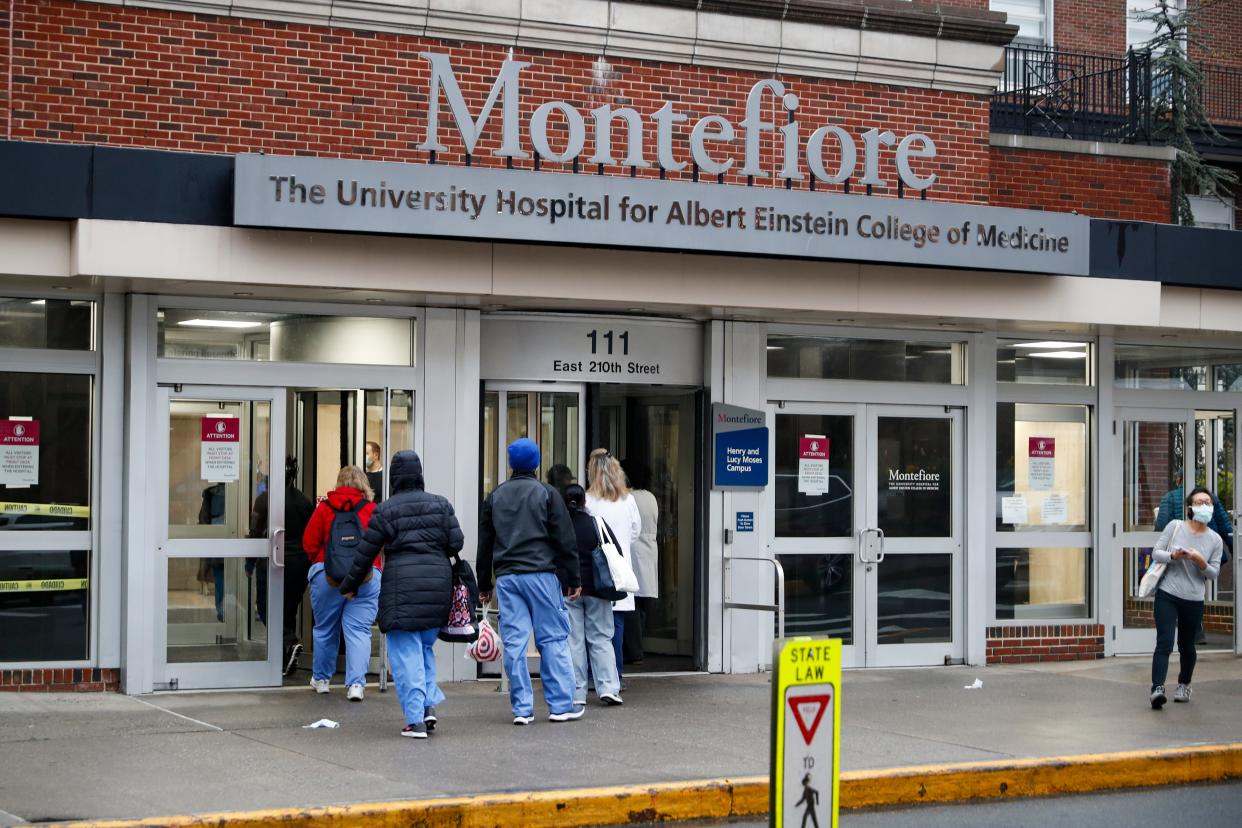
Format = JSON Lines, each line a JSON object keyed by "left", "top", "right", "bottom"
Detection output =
{"left": 595, "top": 516, "right": 639, "bottom": 594}
{"left": 1138, "top": 520, "right": 1178, "bottom": 599}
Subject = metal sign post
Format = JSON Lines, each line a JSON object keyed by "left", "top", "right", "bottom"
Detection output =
{"left": 771, "top": 638, "right": 842, "bottom": 828}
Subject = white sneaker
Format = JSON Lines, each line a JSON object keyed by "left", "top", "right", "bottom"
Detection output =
{"left": 599, "top": 693, "right": 623, "bottom": 706}
{"left": 548, "top": 705, "right": 586, "bottom": 722}
{"left": 512, "top": 715, "right": 534, "bottom": 726}
{"left": 310, "top": 678, "right": 330, "bottom": 695}
{"left": 346, "top": 683, "right": 365, "bottom": 702}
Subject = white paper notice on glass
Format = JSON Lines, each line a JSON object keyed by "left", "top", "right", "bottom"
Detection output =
{"left": 798, "top": 434, "right": 830, "bottom": 496}
{"left": 1040, "top": 494, "right": 1069, "bottom": 524}
{"left": 1028, "top": 436, "right": 1055, "bottom": 491}
{"left": 1001, "top": 495, "right": 1028, "bottom": 525}
{"left": 201, "top": 416, "right": 241, "bottom": 483}
{"left": 0, "top": 418, "right": 40, "bottom": 487}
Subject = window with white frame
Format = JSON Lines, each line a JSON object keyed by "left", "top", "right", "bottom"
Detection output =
{"left": 992, "top": 0, "right": 1049, "bottom": 46}
{"left": 1188, "top": 195, "right": 1236, "bottom": 230}
{"left": 1128, "top": 0, "right": 1185, "bottom": 52}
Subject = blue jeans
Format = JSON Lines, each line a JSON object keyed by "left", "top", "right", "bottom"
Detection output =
{"left": 495, "top": 572, "right": 576, "bottom": 717}
{"left": 567, "top": 596, "right": 620, "bottom": 703}
{"left": 387, "top": 628, "right": 445, "bottom": 726}
{"left": 1151, "top": 588, "right": 1204, "bottom": 689}
{"left": 308, "top": 562, "right": 379, "bottom": 686}
{"left": 612, "top": 611, "right": 625, "bottom": 679}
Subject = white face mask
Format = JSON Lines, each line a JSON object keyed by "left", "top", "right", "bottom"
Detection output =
{"left": 1191, "top": 503, "right": 1214, "bottom": 524}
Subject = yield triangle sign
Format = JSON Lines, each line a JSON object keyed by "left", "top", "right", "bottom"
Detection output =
{"left": 788, "top": 693, "right": 831, "bottom": 746}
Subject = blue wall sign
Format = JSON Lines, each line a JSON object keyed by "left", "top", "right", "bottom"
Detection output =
{"left": 713, "top": 403, "right": 768, "bottom": 489}
{"left": 736, "top": 512, "right": 755, "bottom": 532}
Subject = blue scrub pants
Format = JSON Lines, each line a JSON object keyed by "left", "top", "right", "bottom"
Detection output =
{"left": 496, "top": 572, "right": 577, "bottom": 717}
{"left": 308, "top": 562, "right": 379, "bottom": 687}
{"left": 387, "top": 628, "right": 445, "bottom": 726}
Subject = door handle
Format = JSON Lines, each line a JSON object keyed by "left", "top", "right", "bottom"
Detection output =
{"left": 272, "top": 528, "right": 286, "bottom": 569}
{"left": 873, "top": 527, "right": 885, "bottom": 564}
{"left": 858, "top": 528, "right": 886, "bottom": 564}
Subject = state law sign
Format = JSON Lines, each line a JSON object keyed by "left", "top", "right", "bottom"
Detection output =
{"left": 771, "top": 638, "right": 842, "bottom": 828}
{"left": 201, "top": 417, "right": 241, "bottom": 483}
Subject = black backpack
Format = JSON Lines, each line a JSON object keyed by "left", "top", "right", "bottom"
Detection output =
{"left": 324, "top": 499, "right": 366, "bottom": 583}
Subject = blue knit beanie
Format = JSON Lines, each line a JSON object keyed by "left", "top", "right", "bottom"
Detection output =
{"left": 507, "top": 438, "right": 540, "bottom": 473}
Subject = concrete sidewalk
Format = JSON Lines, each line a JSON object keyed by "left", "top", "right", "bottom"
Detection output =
{"left": 1, "top": 654, "right": 1240, "bottom": 824}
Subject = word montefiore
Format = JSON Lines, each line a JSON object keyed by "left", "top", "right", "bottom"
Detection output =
{"left": 416, "top": 52, "right": 939, "bottom": 191}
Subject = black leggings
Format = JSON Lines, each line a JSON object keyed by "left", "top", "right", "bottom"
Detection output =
{"left": 1151, "top": 589, "right": 1204, "bottom": 689}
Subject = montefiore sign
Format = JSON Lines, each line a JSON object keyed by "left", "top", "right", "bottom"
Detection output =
{"left": 417, "top": 53, "right": 939, "bottom": 191}
{"left": 233, "top": 54, "right": 1091, "bottom": 275}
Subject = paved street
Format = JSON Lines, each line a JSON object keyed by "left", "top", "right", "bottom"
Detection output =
{"left": 696, "top": 782, "right": 1242, "bottom": 827}
{"left": 1, "top": 655, "right": 1240, "bottom": 822}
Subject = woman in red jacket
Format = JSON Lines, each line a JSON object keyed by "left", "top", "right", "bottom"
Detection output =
{"left": 302, "top": 465, "right": 382, "bottom": 701}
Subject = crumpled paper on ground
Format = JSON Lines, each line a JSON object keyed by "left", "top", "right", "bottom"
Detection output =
{"left": 964, "top": 678, "right": 983, "bottom": 689}
{"left": 303, "top": 718, "right": 340, "bottom": 728}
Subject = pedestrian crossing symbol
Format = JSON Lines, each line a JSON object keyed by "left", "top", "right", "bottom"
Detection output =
{"left": 771, "top": 639, "right": 841, "bottom": 828}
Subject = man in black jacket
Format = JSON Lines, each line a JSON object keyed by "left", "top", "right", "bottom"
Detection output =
{"left": 478, "top": 438, "right": 582, "bottom": 725}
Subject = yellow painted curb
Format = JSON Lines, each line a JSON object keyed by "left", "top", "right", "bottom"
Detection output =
{"left": 55, "top": 743, "right": 1242, "bottom": 828}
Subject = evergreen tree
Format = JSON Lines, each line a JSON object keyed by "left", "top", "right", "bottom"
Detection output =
{"left": 1133, "top": 0, "right": 1238, "bottom": 225}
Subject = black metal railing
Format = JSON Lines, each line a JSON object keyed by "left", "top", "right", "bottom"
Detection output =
{"left": 992, "top": 44, "right": 1242, "bottom": 143}
{"left": 991, "top": 44, "right": 1152, "bottom": 143}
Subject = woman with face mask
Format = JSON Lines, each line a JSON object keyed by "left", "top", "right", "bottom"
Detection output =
{"left": 1148, "top": 486, "right": 1224, "bottom": 709}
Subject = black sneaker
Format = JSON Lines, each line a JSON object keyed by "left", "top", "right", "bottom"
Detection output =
{"left": 401, "top": 722, "right": 428, "bottom": 739}
{"left": 1150, "top": 685, "right": 1167, "bottom": 709}
{"left": 424, "top": 707, "right": 437, "bottom": 731}
{"left": 283, "top": 642, "right": 302, "bottom": 676}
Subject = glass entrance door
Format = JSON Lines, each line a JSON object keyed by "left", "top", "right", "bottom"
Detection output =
{"left": 770, "top": 403, "right": 962, "bottom": 667}
{"left": 482, "top": 384, "right": 585, "bottom": 497}
{"left": 157, "top": 386, "right": 285, "bottom": 689}
{"left": 1116, "top": 408, "right": 1235, "bottom": 654}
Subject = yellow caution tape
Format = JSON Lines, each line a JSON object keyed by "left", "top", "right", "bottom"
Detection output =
{"left": 0, "top": 502, "right": 90, "bottom": 518}
{"left": 0, "top": 578, "right": 89, "bottom": 592}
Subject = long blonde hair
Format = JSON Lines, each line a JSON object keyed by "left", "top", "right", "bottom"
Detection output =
{"left": 336, "top": 465, "right": 374, "bottom": 501}
{"left": 586, "top": 448, "right": 629, "bottom": 502}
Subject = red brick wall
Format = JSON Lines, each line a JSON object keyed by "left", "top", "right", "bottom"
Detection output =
{"left": 1189, "top": 0, "right": 1242, "bottom": 68}
{"left": 1055, "top": 0, "right": 1127, "bottom": 55}
{"left": 986, "top": 624, "right": 1105, "bottom": 663}
{"left": 0, "top": 668, "right": 120, "bottom": 692}
{"left": 1, "top": 0, "right": 10, "bottom": 139}
{"left": 4, "top": 0, "right": 995, "bottom": 202}
{"left": 989, "top": 146, "right": 1171, "bottom": 222}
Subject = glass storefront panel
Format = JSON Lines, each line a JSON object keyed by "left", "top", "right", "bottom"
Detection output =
{"left": 166, "top": 557, "right": 268, "bottom": 663}
{"left": 167, "top": 400, "right": 270, "bottom": 540}
{"left": 767, "top": 336, "right": 964, "bottom": 383}
{"left": 1115, "top": 343, "right": 1242, "bottom": 391}
{"left": 158, "top": 310, "right": 416, "bottom": 366}
{"left": 774, "top": 413, "right": 854, "bottom": 538}
{"left": 1123, "top": 420, "right": 1183, "bottom": 532}
{"left": 777, "top": 553, "right": 853, "bottom": 644}
{"left": 997, "top": 339, "right": 1089, "bottom": 385}
{"left": 0, "top": 298, "right": 94, "bottom": 350}
{"left": 996, "top": 403, "right": 1089, "bottom": 532}
{"left": 482, "top": 392, "right": 500, "bottom": 496}
{"left": 995, "top": 547, "right": 1091, "bottom": 619}
{"left": 876, "top": 416, "right": 952, "bottom": 538}
{"left": 0, "top": 549, "right": 90, "bottom": 660}
{"left": 1, "top": 373, "right": 92, "bottom": 531}
{"left": 876, "top": 554, "right": 952, "bottom": 643}
{"left": 539, "top": 392, "right": 580, "bottom": 483}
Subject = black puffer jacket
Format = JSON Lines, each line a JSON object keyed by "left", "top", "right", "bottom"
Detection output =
{"left": 338, "top": 451, "right": 464, "bottom": 633}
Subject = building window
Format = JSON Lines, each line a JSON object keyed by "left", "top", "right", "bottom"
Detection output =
{"left": 766, "top": 336, "right": 965, "bottom": 383}
{"left": 1127, "top": 0, "right": 1184, "bottom": 52}
{"left": 997, "top": 339, "right": 1090, "bottom": 385}
{"left": 158, "top": 310, "right": 416, "bottom": 366}
{"left": 1115, "top": 343, "right": 1242, "bottom": 391}
{"left": 992, "top": 0, "right": 1049, "bottom": 46}
{"left": 0, "top": 548, "right": 90, "bottom": 660}
{"left": 1188, "top": 195, "right": 1236, "bottom": 230}
{"left": 996, "top": 547, "right": 1091, "bottom": 619}
{"left": 0, "top": 298, "right": 94, "bottom": 350}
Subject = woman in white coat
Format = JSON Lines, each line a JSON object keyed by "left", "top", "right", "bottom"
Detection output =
{"left": 585, "top": 448, "right": 641, "bottom": 685}
{"left": 621, "top": 458, "right": 659, "bottom": 664}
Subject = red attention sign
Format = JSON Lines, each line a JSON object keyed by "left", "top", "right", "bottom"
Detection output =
{"left": 799, "top": 437, "right": 828, "bottom": 460}
{"left": 1028, "top": 437, "right": 1055, "bottom": 458}
{"left": 0, "top": 421, "right": 40, "bottom": 444}
{"left": 201, "top": 417, "right": 240, "bottom": 442}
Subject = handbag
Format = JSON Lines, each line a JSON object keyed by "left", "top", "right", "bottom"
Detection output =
{"left": 1138, "top": 519, "right": 1179, "bottom": 599}
{"left": 589, "top": 519, "right": 628, "bottom": 602}
{"left": 595, "top": 515, "right": 639, "bottom": 594}
{"left": 466, "top": 609, "right": 501, "bottom": 662}
{"left": 439, "top": 555, "right": 481, "bottom": 643}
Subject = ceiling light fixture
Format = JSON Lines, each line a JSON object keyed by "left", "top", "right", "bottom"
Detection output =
{"left": 178, "top": 319, "right": 263, "bottom": 329}
{"left": 1029, "top": 350, "right": 1088, "bottom": 359}
{"left": 1010, "top": 341, "right": 1086, "bottom": 349}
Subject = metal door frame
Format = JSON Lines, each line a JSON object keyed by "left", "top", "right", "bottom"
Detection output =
{"left": 155, "top": 384, "right": 285, "bottom": 690}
